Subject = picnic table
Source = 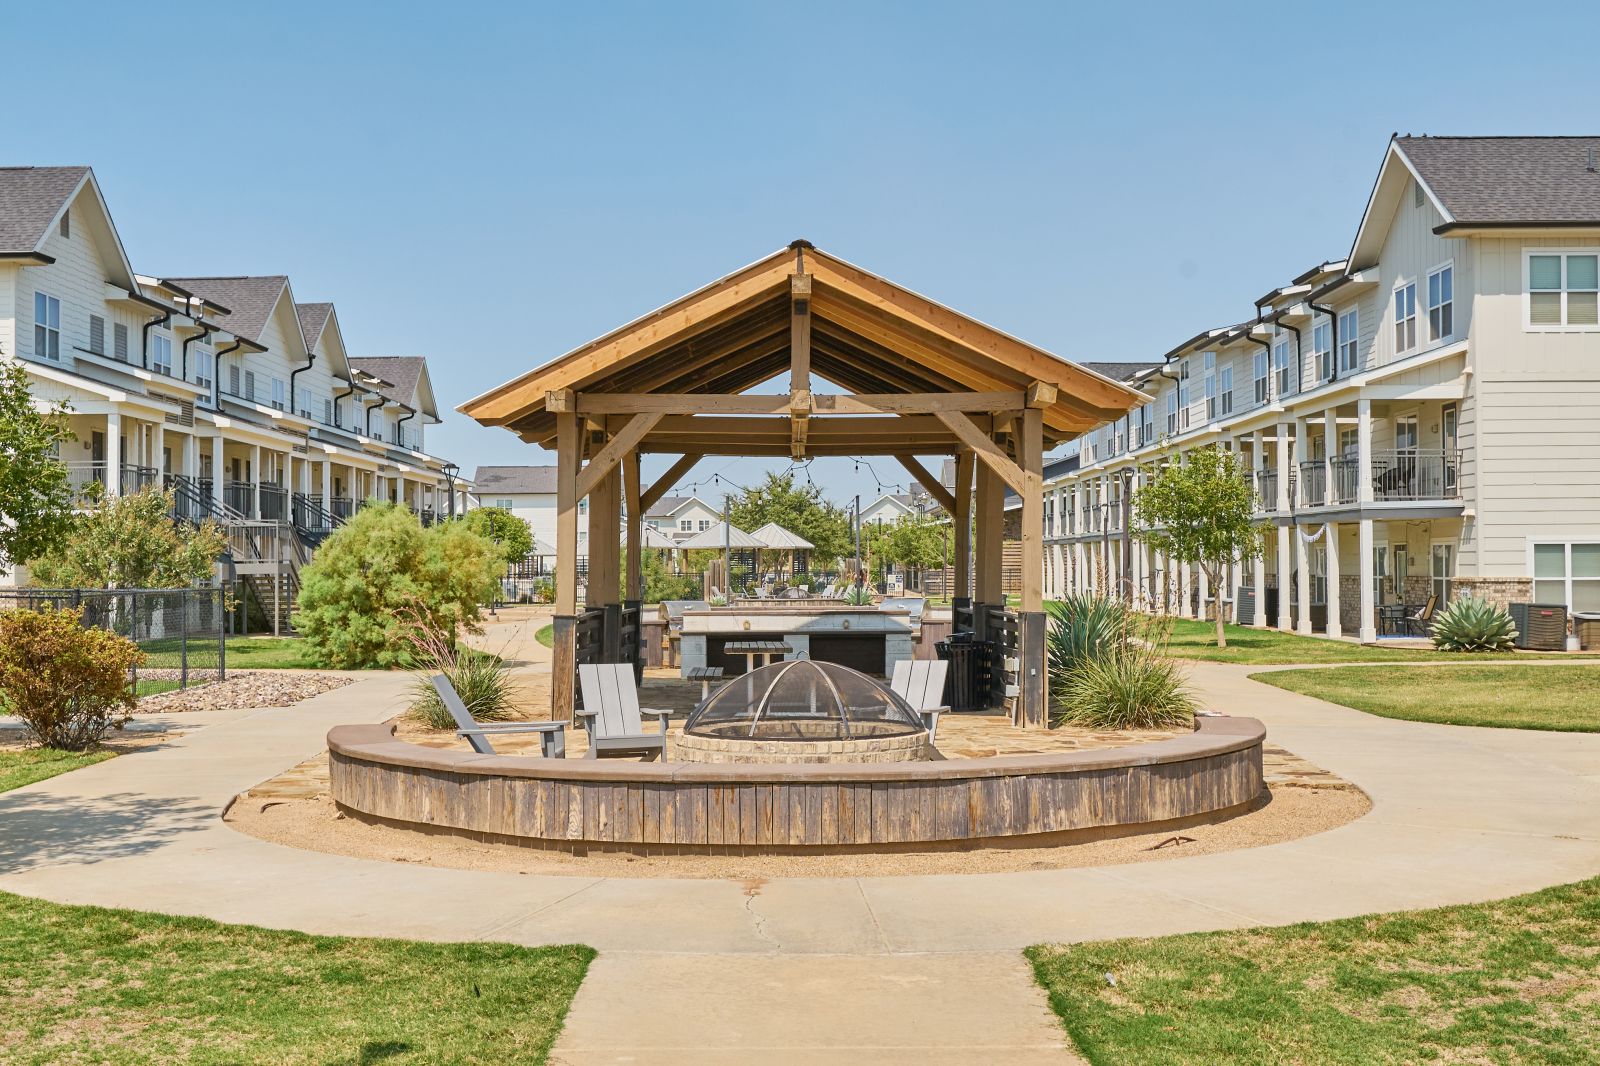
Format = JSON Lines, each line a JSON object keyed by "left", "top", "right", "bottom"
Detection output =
{"left": 723, "top": 640, "right": 792, "bottom": 674}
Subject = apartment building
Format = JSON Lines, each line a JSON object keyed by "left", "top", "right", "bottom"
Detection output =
{"left": 1046, "top": 136, "right": 1600, "bottom": 641}
{"left": 647, "top": 495, "right": 721, "bottom": 542}
{"left": 0, "top": 165, "right": 467, "bottom": 599}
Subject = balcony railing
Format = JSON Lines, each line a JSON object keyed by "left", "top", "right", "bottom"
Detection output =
{"left": 62, "top": 461, "right": 159, "bottom": 501}
{"left": 329, "top": 496, "right": 355, "bottom": 521}
{"left": 1256, "top": 470, "right": 1279, "bottom": 513}
{"left": 259, "top": 483, "right": 289, "bottom": 522}
{"left": 224, "top": 480, "right": 255, "bottom": 518}
{"left": 1296, "top": 462, "right": 1326, "bottom": 508}
{"left": 1371, "top": 449, "right": 1461, "bottom": 501}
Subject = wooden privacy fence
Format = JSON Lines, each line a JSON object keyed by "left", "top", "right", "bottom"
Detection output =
{"left": 328, "top": 716, "right": 1265, "bottom": 852}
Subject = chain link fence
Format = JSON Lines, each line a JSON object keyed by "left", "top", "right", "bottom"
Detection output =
{"left": 0, "top": 588, "right": 227, "bottom": 693}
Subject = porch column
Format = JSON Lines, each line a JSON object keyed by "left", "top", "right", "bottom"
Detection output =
{"left": 1325, "top": 521, "right": 1342, "bottom": 638}
{"left": 952, "top": 451, "right": 974, "bottom": 605}
{"left": 250, "top": 444, "right": 262, "bottom": 518}
{"left": 1275, "top": 423, "right": 1292, "bottom": 629}
{"left": 1324, "top": 407, "right": 1339, "bottom": 505}
{"left": 1357, "top": 398, "right": 1378, "bottom": 642}
{"left": 1292, "top": 417, "right": 1312, "bottom": 635}
{"left": 209, "top": 436, "right": 222, "bottom": 510}
{"left": 105, "top": 411, "right": 122, "bottom": 496}
{"left": 1251, "top": 431, "right": 1267, "bottom": 626}
{"left": 320, "top": 461, "right": 332, "bottom": 514}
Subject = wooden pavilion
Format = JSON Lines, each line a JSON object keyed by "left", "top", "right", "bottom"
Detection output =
{"left": 460, "top": 242, "right": 1143, "bottom": 727}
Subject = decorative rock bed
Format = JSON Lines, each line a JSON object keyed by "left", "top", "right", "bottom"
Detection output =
{"left": 327, "top": 715, "right": 1266, "bottom": 853}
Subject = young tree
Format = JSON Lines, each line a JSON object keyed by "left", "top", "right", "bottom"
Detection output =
{"left": 1133, "top": 446, "right": 1266, "bottom": 649}
{"left": 29, "top": 487, "right": 226, "bottom": 589}
{"left": 727, "top": 472, "right": 851, "bottom": 564}
{"left": 886, "top": 513, "right": 951, "bottom": 575}
{"left": 293, "top": 502, "right": 501, "bottom": 668}
{"left": 0, "top": 359, "right": 76, "bottom": 573}
{"left": 459, "top": 506, "right": 534, "bottom": 564}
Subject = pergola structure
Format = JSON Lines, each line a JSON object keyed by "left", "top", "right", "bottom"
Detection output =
{"left": 461, "top": 242, "right": 1143, "bottom": 726}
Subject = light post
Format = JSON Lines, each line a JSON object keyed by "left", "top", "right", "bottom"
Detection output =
{"left": 442, "top": 462, "right": 460, "bottom": 518}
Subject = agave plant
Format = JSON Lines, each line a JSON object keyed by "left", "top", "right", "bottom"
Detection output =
{"left": 1430, "top": 596, "right": 1518, "bottom": 653}
{"left": 1055, "top": 640, "right": 1196, "bottom": 730}
{"left": 1044, "top": 593, "right": 1131, "bottom": 682}
{"left": 842, "top": 584, "right": 874, "bottom": 606}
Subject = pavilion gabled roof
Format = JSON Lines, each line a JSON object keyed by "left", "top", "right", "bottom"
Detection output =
{"left": 460, "top": 242, "right": 1143, "bottom": 453}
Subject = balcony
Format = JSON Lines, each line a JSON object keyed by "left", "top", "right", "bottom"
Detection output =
{"left": 1296, "top": 462, "right": 1326, "bottom": 509}
{"left": 62, "top": 461, "right": 159, "bottom": 502}
{"left": 1256, "top": 470, "right": 1279, "bottom": 514}
{"left": 1371, "top": 449, "right": 1461, "bottom": 502}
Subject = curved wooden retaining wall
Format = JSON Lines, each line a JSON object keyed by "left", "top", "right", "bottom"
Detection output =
{"left": 327, "top": 717, "right": 1265, "bottom": 852}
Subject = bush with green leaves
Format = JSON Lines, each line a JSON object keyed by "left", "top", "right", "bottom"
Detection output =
{"left": 1430, "top": 596, "right": 1519, "bottom": 653}
{"left": 293, "top": 503, "right": 502, "bottom": 669}
{"left": 0, "top": 606, "right": 144, "bottom": 750}
{"left": 1055, "top": 638, "right": 1196, "bottom": 730}
{"left": 1044, "top": 593, "right": 1131, "bottom": 681}
{"left": 842, "top": 584, "right": 873, "bottom": 606}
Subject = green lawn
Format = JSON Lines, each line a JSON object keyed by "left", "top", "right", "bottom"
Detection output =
{"left": 1029, "top": 876, "right": 1600, "bottom": 1065}
{"left": 0, "top": 749, "right": 115, "bottom": 793}
{"left": 0, "top": 891, "right": 592, "bottom": 1065}
{"left": 220, "top": 634, "right": 320, "bottom": 669}
{"left": 1252, "top": 663, "right": 1600, "bottom": 732}
{"left": 1159, "top": 618, "right": 1588, "bottom": 665}
{"left": 133, "top": 678, "right": 181, "bottom": 697}
{"left": 534, "top": 623, "right": 554, "bottom": 648}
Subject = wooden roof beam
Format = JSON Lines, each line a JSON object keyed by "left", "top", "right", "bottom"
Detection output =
{"left": 640, "top": 453, "right": 703, "bottom": 512}
{"left": 790, "top": 271, "right": 812, "bottom": 461}
{"left": 933, "top": 410, "right": 1026, "bottom": 495}
{"left": 896, "top": 455, "right": 957, "bottom": 513}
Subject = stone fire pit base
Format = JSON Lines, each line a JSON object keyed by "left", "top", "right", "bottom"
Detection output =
{"left": 673, "top": 727, "right": 930, "bottom": 764}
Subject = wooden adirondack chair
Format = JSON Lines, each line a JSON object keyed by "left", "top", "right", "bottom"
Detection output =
{"left": 890, "top": 659, "right": 950, "bottom": 740}
{"left": 577, "top": 663, "right": 672, "bottom": 760}
{"left": 431, "top": 674, "right": 568, "bottom": 758}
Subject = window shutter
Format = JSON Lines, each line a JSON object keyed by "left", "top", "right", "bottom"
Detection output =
{"left": 114, "top": 323, "right": 129, "bottom": 360}
{"left": 89, "top": 315, "right": 105, "bottom": 354}
{"left": 245, "top": 370, "right": 256, "bottom": 401}
{"left": 325, "top": 398, "right": 333, "bottom": 424}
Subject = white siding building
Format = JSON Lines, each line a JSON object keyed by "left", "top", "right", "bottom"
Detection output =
{"left": 1046, "top": 136, "right": 1600, "bottom": 641}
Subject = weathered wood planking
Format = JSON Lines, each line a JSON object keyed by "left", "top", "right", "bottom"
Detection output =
{"left": 328, "top": 717, "right": 1265, "bottom": 852}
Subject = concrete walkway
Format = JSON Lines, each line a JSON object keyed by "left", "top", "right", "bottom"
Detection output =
{"left": 3, "top": 662, "right": 1599, "bottom": 1063}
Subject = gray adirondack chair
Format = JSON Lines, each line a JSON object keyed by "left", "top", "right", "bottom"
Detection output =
{"left": 577, "top": 663, "right": 672, "bottom": 760}
{"left": 890, "top": 659, "right": 949, "bottom": 740}
{"left": 431, "top": 674, "right": 568, "bottom": 758}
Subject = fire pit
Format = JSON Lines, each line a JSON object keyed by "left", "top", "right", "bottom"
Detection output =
{"left": 676, "top": 659, "right": 931, "bottom": 764}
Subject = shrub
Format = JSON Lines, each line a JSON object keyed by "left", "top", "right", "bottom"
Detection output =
{"left": 293, "top": 503, "right": 502, "bottom": 669}
{"left": 1055, "top": 640, "right": 1196, "bottom": 730}
{"left": 1431, "top": 596, "right": 1519, "bottom": 653}
{"left": 1045, "top": 593, "right": 1131, "bottom": 680}
{"left": 401, "top": 612, "right": 516, "bottom": 729}
{"left": 0, "top": 607, "right": 144, "bottom": 750}
{"left": 842, "top": 584, "right": 873, "bottom": 606}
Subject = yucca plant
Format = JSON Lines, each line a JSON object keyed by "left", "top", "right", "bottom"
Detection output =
{"left": 1430, "top": 596, "right": 1518, "bottom": 653}
{"left": 1055, "top": 641, "right": 1196, "bottom": 730}
{"left": 401, "top": 606, "right": 517, "bottom": 729}
{"left": 1044, "top": 593, "right": 1131, "bottom": 682}
{"left": 842, "top": 584, "right": 873, "bottom": 606}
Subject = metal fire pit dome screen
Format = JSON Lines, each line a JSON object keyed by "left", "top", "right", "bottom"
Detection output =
{"left": 685, "top": 660, "right": 925, "bottom": 741}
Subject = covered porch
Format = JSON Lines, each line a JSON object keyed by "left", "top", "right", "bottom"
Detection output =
{"left": 461, "top": 242, "right": 1142, "bottom": 727}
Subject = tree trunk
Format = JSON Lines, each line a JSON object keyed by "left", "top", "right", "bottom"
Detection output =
{"left": 1206, "top": 563, "right": 1227, "bottom": 648}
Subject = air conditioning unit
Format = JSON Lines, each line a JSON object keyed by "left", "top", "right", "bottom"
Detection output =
{"left": 1509, "top": 603, "right": 1567, "bottom": 651}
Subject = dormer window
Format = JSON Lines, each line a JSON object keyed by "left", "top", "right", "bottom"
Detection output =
{"left": 150, "top": 332, "right": 173, "bottom": 376}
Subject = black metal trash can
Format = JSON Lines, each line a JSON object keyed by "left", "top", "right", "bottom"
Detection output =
{"left": 936, "top": 636, "right": 993, "bottom": 712}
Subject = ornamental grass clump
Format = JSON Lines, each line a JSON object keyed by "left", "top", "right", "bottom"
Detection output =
{"left": 1430, "top": 596, "right": 1519, "bottom": 653}
{"left": 401, "top": 609, "right": 516, "bottom": 730}
{"left": 1049, "top": 599, "right": 1196, "bottom": 730}
{"left": 0, "top": 606, "right": 144, "bottom": 750}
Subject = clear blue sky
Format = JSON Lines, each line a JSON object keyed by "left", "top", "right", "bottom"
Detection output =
{"left": 15, "top": 1, "right": 1600, "bottom": 505}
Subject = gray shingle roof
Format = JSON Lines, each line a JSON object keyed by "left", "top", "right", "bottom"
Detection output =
{"left": 474, "top": 465, "right": 557, "bottom": 494}
{"left": 1399, "top": 136, "right": 1600, "bottom": 225}
{"left": 162, "top": 276, "right": 290, "bottom": 344}
{"left": 348, "top": 356, "right": 424, "bottom": 406}
{"left": 646, "top": 495, "right": 700, "bottom": 518}
{"left": 1078, "top": 360, "right": 1162, "bottom": 382}
{"left": 296, "top": 302, "right": 333, "bottom": 349}
{"left": 0, "top": 166, "right": 89, "bottom": 253}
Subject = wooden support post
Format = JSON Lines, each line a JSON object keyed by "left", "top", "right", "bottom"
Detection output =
{"left": 975, "top": 455, "right": 1004, "bottom": 603}
{"left": 623, "top": 449, "right": 643, "bottom": 679}
{"left": 1019, "top": 409, "right": 1044, "bottom": 614}
{"left": 953, "top": 450, "right": 974, "bottom": 607}
{"left": 790, "top": 271, "right": 812, "bottom": 461}
{"left": 552, "top": 412, "right": 580, "bottom": 718}
{"left": 592, "top": 455, "right": 622, "bottom": 662}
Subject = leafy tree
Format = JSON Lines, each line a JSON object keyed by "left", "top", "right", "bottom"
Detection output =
{"left": 0, "top": 605, "right": 144, "bottom": 750}
{"left": 293, "top": 502, "right": 502, "bottom": 668}
{"left": 727, "top": 472, "right": 851, "bottom": 564}
{"left": 885, "top": 513, "right": 951, "bottom": 572}
{"left": 29, "top": 488, "right": 226, "bottom": 589}
{"left": 0, "top": 359, "right": 76, "bottom": 573}
{"left": 460, "top": 506, "right": 534, "bottom": 564}
{"left": 1133, "top": 446, "right": 1267, "bottom": 649}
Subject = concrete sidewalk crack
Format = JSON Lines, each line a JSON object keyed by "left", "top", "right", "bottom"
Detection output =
{"left": 853, "top": 877, "right": 893, "bottom": 951}
{"left": 473, "top": 878, "right": 607, "bottom": 938}
{"left": 743, "top": 884, "right": 781, "bottom": 950}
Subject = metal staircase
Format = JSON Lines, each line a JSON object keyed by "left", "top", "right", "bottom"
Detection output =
{"left": 169, "top": 478, "right": 307, "bottom": 635}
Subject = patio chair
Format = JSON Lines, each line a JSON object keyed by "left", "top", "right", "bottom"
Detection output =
{"left": 430, "top": 674, "right": 568, "bottom": 758}
{"left": 890, "top": 659, "right": 950, "bottom": 741}
{"left": 1406, "top": 594, "right": 1439, "bottom": 636}
{"left": 576, "top": 662, "right": 672, "bottom": 760}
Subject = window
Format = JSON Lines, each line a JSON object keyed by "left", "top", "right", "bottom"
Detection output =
{"left": 1339, "top": 427, "right": 1358, "bottom": 458}
{"left": 1274, "top": 337, "right": 1294, "bottom": 396}
{"left": 1394, "top": 280, "right": 1418, "bottom": 352}
{"left": 1203, "top": 353, "right": 1216, "bottom": 420}
{"left": 1311, "top": 546, "right": 1327, "bottom": 605}
{"left": 1140, "top": 402, "right": 1154, "bottom": 446}
{"left": 698, "top": 519, "right": 711, "bottom": 531}
{"left": 1373, "top": 543, "right": 1389, "bottom": 603}
{"left": 1218, "top": 365, "right": 1233, "bottom": 416}
{"left": 1253, "top": 351, "right": 1268, "bottom": 404}
{"left": 1338, "top": 308, "right": 1359, "bottom": 372}
{"left": 679, "top": 518, "right": 693, "bottom": 532}
{"left": 271, "top": 378, "right": 287, "bottom": 411}
{"left": 33, "top": 293, "right": 61, "bottom": 360}
{"left": 1442, "top": 403, "right": 1458, "bottom": 493}
{"left": 1165, "top": 389, "right": 1177, "bottom": 435}
{"left": 1178, "top": 359, "right": 1191, "bottom": 430}
{"left": 1426, "top": 264, "right": 1453, "bottom": 341}
{"left": 1527, "top": 251, "right": 1599, "bottom": 328}
{"left": 1533, "top": 542, "right": 1600, "bottom": 613}
{"left": 193, "top": 349, "right": 213, "bottom": 390}
{"left": 1312, "top": 320, "right": 1333, "bottom": 381}
{"left": 113, "top": 322, "right": 129, "bottom": 361}
{"left": 150, "top": 332, "right": 173, "bottom": 375}
{"left": 1431, "top": 542, "right": 1454, "bottom": 606}
{"left": 89, "top": 314, "right": 105, "bottom": 355}
{"left": 494, "top": 499, "right": 515, "bottom": 510}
